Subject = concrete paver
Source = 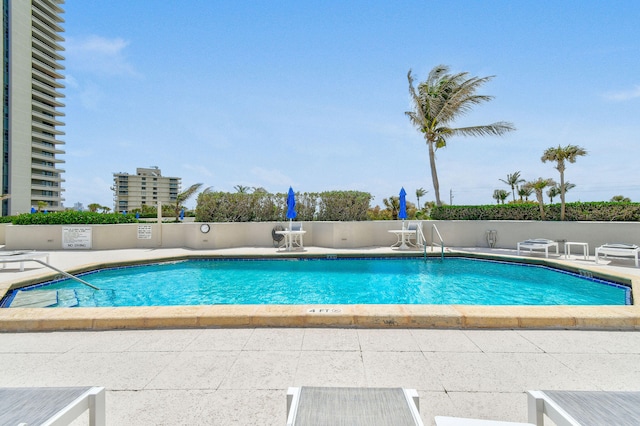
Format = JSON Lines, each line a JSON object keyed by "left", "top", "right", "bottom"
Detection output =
{"left": 1, "top": 328, "right": 639, "bottom": 425}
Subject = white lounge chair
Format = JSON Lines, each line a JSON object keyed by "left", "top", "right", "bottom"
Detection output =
{"left": 287, "top": 386, "right": 424, "bottom": 426}
{"left": 0, "top": 386, "right": 105, "bottom": 425}
{"left": 527, "top": 390, "right": 640, "bottom": 425}
{"left": 435, "top": 416, "right": 534, "bottom": 425}
{"left": 595, "top": 243, "right": 640, "bottom": 267}
{"left": 516, "top": 239, "right": 559, "bottom": 258}
{"left": 0, "top": 251, "right": 50, "bottom": 272}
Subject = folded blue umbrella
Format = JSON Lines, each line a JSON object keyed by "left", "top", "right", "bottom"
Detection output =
{"left": 398, "top": 187, "right": 407, "bottom": 220}
{"left": 286, "top": 187, "right": 297, "bottom": 220}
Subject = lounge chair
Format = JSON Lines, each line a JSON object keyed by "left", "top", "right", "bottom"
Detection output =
{"left": 527, "top": 390, "right": 640, "bottom": 425}
{"left": 435, "top": 416, "right": 534, "bottom": 425}
{"left": 0, "top": 251, "right": 50, "bottom": 272}
{"left": 516, "top": 239, "right": 559, "bottom": 258}
{"left": 0, "top": 386, "right": 105, "bottom": 425}
{"left": 595, "top": 243, "right": 639, "bottom": 267}
{"left": 286, "top": 386, "right": 424, "bottom": 426}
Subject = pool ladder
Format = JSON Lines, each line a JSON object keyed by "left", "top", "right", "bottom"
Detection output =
{"left": 428, "top": 224, "right": 444, "bottom": 261}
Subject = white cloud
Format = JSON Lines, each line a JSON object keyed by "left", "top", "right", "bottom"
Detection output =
{"left": 603, "top": 85, "right": 640, "bottom": 101}
{"left": 65, "top": 35, "right": 140, "bottom": 77}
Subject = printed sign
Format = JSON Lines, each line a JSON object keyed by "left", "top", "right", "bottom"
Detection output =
{"left": 307, "top": 308, "right": 342, "bottom": 314}
{"left": 137, "top": 225, "right": 153, "bottom": 239}
{"left": 62, "top": 226, "right": 92, "bottom": 249}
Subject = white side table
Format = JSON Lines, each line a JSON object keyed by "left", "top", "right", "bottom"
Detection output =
{"left": 564, "top": 242, "right": 589, "bottom": 260}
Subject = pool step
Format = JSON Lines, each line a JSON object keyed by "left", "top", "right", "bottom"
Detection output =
{"left": 9, "top": 289, "right": 79, "bottom": 308}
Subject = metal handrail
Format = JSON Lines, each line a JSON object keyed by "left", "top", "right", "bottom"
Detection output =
{"left": 431, "top": 224, "right": 445, "bottom": 261}
{"left": 2, "top": 258, "right": 100, "bottom": 290}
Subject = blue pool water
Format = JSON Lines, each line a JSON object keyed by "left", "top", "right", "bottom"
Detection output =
{"left": 6, "top": 257, "right": 630, "bottom": 307}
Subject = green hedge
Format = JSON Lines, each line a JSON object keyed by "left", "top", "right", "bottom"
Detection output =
{"left": 195, "top": 190, "right": 372, "bottom": 222}
{"left": 431, "top": 202, "right": 640, "bottom": 221}
{"left": 11, "top": 211, "right": 138, "bottom": 225}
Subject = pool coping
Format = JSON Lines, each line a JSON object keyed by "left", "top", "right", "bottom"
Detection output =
{"left": 0, "top": 249, "right": 639, "bottom": 331}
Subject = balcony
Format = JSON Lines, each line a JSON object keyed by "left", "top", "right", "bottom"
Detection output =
{"left": 32, "top": 1, "right": 64, "bottom": 25}
{"left": 31, "top": 14, "right": 64, "bottom": 38}
{"left": 31, "top": 162, "right": 65, "bottom": 174}
{"left": 31, "top": 47, "right": 60, "bottom": 70}
{"left": 32, "top": 131, "right": 65, "bottom": 146}
{"left": 32, "top": 37, "right": 64, "bottom": 61}
{"left": 32, "top": 99, "right": 65, "bottom": 116}
{"left": 32, "top": 152, "right": 64, "bottom": 164}
{"left": 31, "top": 172, "right": 63, "bottom": 182}
{"left": 32, "top": 111, "right": 64, "bottom": 127}
{"left": 32, "top": 80, "right": 64, "bottom": 100}
{"left": 32, "top": 120, "right": 65, "bottom": 136}
{"left": 32, "top": 68, "right": 64, "bottom": 89}
{"left": 32, "top": 90, "right": 65, "bottom": 108}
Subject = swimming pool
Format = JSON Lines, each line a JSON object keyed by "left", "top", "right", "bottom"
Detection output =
{"left": 3, "top": 257, "right": 630, "bottom": 308}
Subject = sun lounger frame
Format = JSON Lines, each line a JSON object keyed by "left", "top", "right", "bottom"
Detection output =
{"left": 516, "top": 240, "right": 559, "bottom": 258}
{"left": 595, "top": 244, "right": 639, "bottom": 267}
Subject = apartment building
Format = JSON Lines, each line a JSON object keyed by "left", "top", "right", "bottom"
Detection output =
{"left": 1, "top": 0, "right": 66, "bottom": 215}
{"left": 113, "top": 167, "right": 180, "bottom": 213}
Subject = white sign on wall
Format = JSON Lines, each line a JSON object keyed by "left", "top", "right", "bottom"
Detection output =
{"left": 137, "top": 225, "right": 153, "bottom": 239}
{"left": 62, "top": 226, "right": 92, "bottom": 249}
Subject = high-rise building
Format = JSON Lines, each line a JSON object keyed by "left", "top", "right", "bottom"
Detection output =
{"left": 113, "top": 167, "right": 181, "bottom": 213}
{"left": 1, "top": 0, "right": 66, "bottom": 216}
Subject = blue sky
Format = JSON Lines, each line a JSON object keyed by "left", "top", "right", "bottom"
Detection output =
{"left": 62, "top": 0, "right": 640, "bottom": 209}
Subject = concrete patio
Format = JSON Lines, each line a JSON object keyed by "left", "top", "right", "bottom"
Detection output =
{"left": 1, "top": 327, "right": 640, "bottom": 425}
{"left": 1, "top": 246, "right": 639, "bottom": 424}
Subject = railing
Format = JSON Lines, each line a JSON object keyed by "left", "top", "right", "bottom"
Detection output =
{"left": 2, "top": 258, "right": 99, "bottom": 290}
{"left": 431, "top": 224, "right": 444, "bottom": 261}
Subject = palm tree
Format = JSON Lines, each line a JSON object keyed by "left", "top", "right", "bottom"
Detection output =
{"left": 611, "top": 195, "right": 631, "bottom": 202}
{"left": 406, "top": 65, "right": 515, "bottom": 206}
{"left": 493, "top": 189, "right": 509, "bottom": 204}
{"left": 415, "top": 187, "right": 427, "bottom": 209}
{"left": 518, "top": 186, "right": 533, "bottom": 202}
{"left": 174, "top": 183, "right": 211, "bottom": 221}
{"left": 546, "top": 185, "right": 561, "bottom": 203}
{"left": 499, "top": 171, "right": 524, "bottom": 202}
{"left": 382, "top": 196, "right": 400, "bottom": 220}
{"left": 87, "top": 203, "right": 101, "bottom": 212}
{"left": 234, "top": 185, "right": 250, "bottom": 193}
{"left": 524, "top": 178, "right": 556, "bottom": 220}
{"left": 541, "top": 144, "right": 587, "bottom": 220}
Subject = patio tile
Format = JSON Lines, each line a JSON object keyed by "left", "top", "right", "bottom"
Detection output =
{"left": 411, "top": 329, "right": 481, "bottom": 352}
{"left": 517, "top": 330, "right": 614, "bottom": 353}
{"left": 184, "top": 328, "right": 255, "bottom": 351}
{"left": 464, "top": 330, "right": 544, "bottom": 353}
{"left": 294, "top": 350, "right": 366, "bottom": 387}
{"left": 145, "top": 350, "right": 240, "bottom": 390}
{"left": 357, "top": 328, "right": 421, "bottom": 352}
{"left": 242, "top": 328, "right": 305, "bottom": 351}
{"left": 362, "top": 351, "right": 444, "bottom": 391}
{"left": 301, "top": 327, "right": 361, "bottom": 351}
{"left": 445, "top": 391, "right": 531, "bottom": 424}
{"left": 551, "top": 353, "right": 640, "bottom": 390}
{"left": 218, "top": 350, "right": 300, "bottom": 390}
{"left": 425, "top": 352, "right": 526, "bottom": 393}
{"left": 198, "top": 389, "right": 283, "bottom": 425}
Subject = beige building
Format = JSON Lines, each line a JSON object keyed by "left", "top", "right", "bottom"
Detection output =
{"left": 1, "top": 0, "right": 66, "bottom": 215}
{"left": 113, "top": 167, "right": 181, "bottom": 213}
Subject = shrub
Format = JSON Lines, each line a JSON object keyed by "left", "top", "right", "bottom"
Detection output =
{"left": 195, "top": 190, "right": 371, "bottom": 222}
{"left": 431, "top": 202, "right": 640, "bottom": 221}
{"left": 11, "top": 211, "right": 138, "bottom": 225}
